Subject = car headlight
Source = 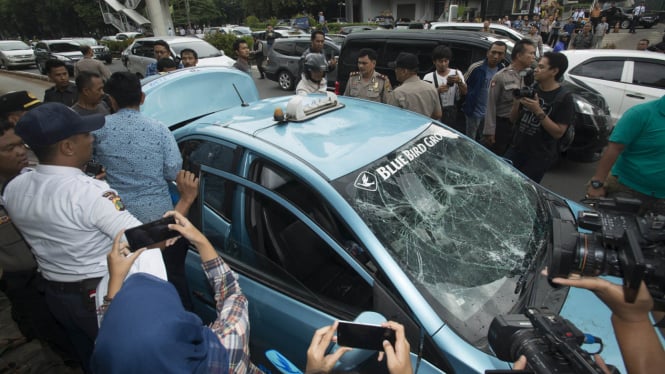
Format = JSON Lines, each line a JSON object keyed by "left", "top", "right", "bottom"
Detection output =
{"left": 104, "top": 46, "right": 110, "bottom": 52}
{"left": 54, "top": 54, "right": 70, "bottom": 61}
{"left": 574, "top": 97, "right": 601, "bottom": 116}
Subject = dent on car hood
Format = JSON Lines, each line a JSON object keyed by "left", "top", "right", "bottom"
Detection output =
{"left": 333, "top": 125, "right": 554, "bottom": 349}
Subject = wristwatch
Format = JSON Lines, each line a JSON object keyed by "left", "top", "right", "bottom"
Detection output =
{"left": 590, "top": 180, "right": 604, "bottom": 189}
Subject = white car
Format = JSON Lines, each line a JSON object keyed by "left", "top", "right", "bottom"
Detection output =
{"left": 430, "top": 22, "right": 552, "bottom": 57}
{"left": 124, "top": 36, "right": 235, "bottom": 78}
{"left": 562, "top": 49, "right": 665, "bottom": 123}
{"left": 0, "top": 40, "right": 35, "bottom": 69}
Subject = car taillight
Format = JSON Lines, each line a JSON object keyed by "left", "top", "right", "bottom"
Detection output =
{"left": 335, "top": 81, "right": 340, "bottom": 95}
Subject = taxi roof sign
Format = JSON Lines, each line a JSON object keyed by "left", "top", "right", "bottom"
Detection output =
{"left": 283, "top": 92, "right": 343, "bottom": 122}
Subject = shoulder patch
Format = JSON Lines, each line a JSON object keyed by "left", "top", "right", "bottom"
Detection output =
{"left": 102, "top": 191, "right": 126, "bottom": 211}
{"left": 491, "top": 80, "right": 496, "bottom": 88}
{"left": 377, "top": 73, "right": 388, "bottom": 80}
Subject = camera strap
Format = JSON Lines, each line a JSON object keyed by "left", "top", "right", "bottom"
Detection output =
{"left": 432, "top": 72, "right": 444, "bottom": 110}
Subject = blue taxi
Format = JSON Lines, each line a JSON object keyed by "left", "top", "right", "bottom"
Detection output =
{"left": 142, "top": 68, "right": 623, "bottom": 373}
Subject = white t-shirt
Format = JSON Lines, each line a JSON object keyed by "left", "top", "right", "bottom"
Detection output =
{"left": 423, "top": 69, "right": 465, "bottom": 107}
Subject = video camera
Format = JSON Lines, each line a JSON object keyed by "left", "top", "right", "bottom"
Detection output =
{"left": 512, "top": 68, "right": 536, "bottom": 99}
{"left": 548, "top": 197, "right": 665, "bottom": 309}
{"left": 488, "top": 307, "right": 608, "bottom": 374}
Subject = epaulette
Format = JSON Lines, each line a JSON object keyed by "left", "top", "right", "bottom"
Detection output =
{"left": 350, "top": 71, "right": 360, "bottom": 76}
{"left": 376, "top": 73, "right": 388, "bottom": 80}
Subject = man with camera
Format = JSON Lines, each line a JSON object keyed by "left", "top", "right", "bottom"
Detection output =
{"left": 585, "top": 95, "right": 665, "bottom": 215}
{"left": 504, "top": 52, "right": 574, "bottom": 183}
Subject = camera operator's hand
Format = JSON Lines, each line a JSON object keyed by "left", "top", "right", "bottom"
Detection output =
{"left": 164, "top": 210, "right": 218, "bottom": 262}
{"left": 551, "top": 276, "right": 665, "bottom": 374}
{"left": 377, "top": 321, "right": 412, "bottom": 374}
{"left": 551, "top": 276, "right": 653, "bottom": 323}
{"left": 585, "top": 184, "right": 607, "bottom": 199}
{"left": 107, "top": 230, "right": 146, "bottom": 299}
{"left": 518, "top": 94, "right": 542, "bottom": 115}
{"left": 305, "top": 321, "right": 351, "bottom": 374}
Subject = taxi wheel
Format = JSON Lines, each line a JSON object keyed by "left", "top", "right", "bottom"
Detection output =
{"left": 621, "top": 19, "right": 631, "bottom": 29}
{"left": 278, "top": 70, "right": 294, "bottom": 91}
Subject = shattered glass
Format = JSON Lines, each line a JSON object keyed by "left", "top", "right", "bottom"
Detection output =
{"left": 333, "top": 125, "right": 551, "bottom": 349}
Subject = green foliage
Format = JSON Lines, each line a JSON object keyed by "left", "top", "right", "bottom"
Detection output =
{"left": 204, "top": 33, "right": 253, "bottom": 57}
{"left": 101, "top": 39, "right": 134, "bottom": 55}
{"left": 245, "top": 15, "right": 261, "bottom": 29}
{"left": 171, "top": 0, "right": 222, "bottom": 26}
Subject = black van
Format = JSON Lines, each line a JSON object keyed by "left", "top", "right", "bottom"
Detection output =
{"left": 336, "top": 29, "right": 513, "bottom": 94}
{"left": 336, "top": 29, "right": 612, "bottom": 163}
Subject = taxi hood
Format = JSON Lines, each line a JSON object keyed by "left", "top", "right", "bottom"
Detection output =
{"left": 140, "top": 67, "right": 260, "bottom": 129}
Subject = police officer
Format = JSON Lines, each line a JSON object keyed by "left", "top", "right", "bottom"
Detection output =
{"left": 343, "top": 48, "right": 392, "bottom": 103}
{"left": 2, "top": 103, "right": 143, "bottom": 373}
{"left": 0, "top": 118, "right": 78, "bottom": 366}
{"left": 386, "top": 52, "right": 442, "bottom": 120}
{"left": 0, "top": 90, "right": 41, "bottom": 124}
{"left": 483, "top": 39, "right": 536, "bottom": 156}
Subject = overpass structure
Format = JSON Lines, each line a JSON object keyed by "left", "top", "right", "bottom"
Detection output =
{"left": 98, "top": 0, "right": 173, "bottom": 36}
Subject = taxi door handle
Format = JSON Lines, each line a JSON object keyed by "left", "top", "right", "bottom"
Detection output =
{"left": 626, "top": 93, "right": 645, "bottom": 99}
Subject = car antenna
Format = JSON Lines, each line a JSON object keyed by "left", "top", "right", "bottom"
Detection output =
{"left": 232, "top": 83, "right": 249, "bottom": 107}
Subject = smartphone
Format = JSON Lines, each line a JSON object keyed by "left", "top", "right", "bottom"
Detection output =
{"left": 125, "top": 217, "right": 177, "bottom": 251}
{"left": 336, "top": 321, "right": 396, "bottom": 351}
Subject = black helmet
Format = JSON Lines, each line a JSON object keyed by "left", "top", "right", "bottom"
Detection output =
{"left": 304, "top": 53, "right": 327, "bottom": 73}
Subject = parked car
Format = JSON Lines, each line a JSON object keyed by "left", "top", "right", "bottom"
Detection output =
{"left": 63, "top": 37, "right": 112, "bottom": 63}
{"left": 0, "top": 40, "right": 35, "bottom": 69}
{"left": 138, "top": 66, "right": 626, "bottom": 374}
{"left": 430, "top": 22, "right": 552, "bottom": 58}
{"left": 562, "top": 49, "right": 665, "bottom": 124}
{"left": 601, "top": 6, "right": 660, "bottom": 29}
{"left": 115, "top": 31, "right": 143, "bottom": 41}
{"left": 339, "top": 25, "right": 376, "bottom": 35}
{"left": 33, "top": 40, "right": 83, "bottom": 75}
{"left": 124, "top": 36, "right": 234, "bottom": 78}
{"left": 264, "top": 37, "right": 340, "bottom": 90}
{"left": 337, "top": 30, "right": 611, "bottom": 162}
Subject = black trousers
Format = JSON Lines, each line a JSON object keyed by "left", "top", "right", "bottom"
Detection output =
{"left": 43, "top": 277, "right": 101, "bottom": 374}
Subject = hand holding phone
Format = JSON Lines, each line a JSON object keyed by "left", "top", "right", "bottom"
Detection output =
{"left": 336, "top": 321, "right": 396, "bottom": 351}
{"left": 124, "top": 217, "right": 178, "bottom": 251}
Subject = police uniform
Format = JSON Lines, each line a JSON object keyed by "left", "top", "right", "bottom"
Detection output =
{"left": 2, "top": 165, "right": 142, "bottom": 371}
{"left": 386, "top": 75, "right": 440, "bottom": 119}
{"left": 343, "top": 71, "right": 392, "bottom": 103}
{"left": 484, "top": 65, "right": 522, "bottom": 155}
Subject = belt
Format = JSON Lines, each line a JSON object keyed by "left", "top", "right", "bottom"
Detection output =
{"left": 45, "top": 277, "right": 102, "bottom": 293}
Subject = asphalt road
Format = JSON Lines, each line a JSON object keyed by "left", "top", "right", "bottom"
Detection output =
{"left": 2, "top": 59, "right": 597, "bottom": 202}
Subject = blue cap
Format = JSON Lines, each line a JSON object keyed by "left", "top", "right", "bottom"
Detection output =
{"left": 15, "top": 102, "right": 105, "bottom": 148}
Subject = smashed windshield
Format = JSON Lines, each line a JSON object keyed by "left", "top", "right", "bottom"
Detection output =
{"left": 333, "top": 125, "right": 551, "bottom": 349}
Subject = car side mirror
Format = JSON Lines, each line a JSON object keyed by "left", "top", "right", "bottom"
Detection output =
{"left": 131, "top": 48, "right": 138, "bottom": 54}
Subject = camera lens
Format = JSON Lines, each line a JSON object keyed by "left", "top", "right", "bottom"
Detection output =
{"left": 573, "top": 234, "right": 621, "bottom": 276}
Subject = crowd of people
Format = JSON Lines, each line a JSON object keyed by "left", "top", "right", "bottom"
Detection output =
{"left": 0, "top": 7, "right": 664, "bottom": 373}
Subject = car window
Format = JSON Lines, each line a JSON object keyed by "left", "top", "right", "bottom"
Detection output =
{"left": 569, "top": 59, "right": 623, "bottom": 82}
{"left": 633, "top": 61, "right": 665, "bottom": 89}
{"left": 294, "top": 40, "right": 309, "bottom": 56}
{"left": 0, "top": 41, "right": 30, "bottom": 50}
{"left": 180, "top": 139, "right": 237, "bottom": 220}
{"left": 323, "top": 43, "right": 337, "bottom": 60}
{"left": 246, "top": 160, "right": 373, "bottom": 314}
{"left": 273, "top": 41, "right": 294, "bottom": 56}
{"left": 383, "top": 40, "right": 438, "bottom": 72}
{"left": 172, "top": 40, "right": 222, "bottom": 58}
{"left": 48, "top": 42, "right": 80, "bottom": 53}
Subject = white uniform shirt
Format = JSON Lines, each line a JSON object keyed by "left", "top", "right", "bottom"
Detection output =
{"left": 423, "top": 69, "right": 466, "bottom": 107}
{"left": 2, "top": 165, "right": 142, "bottom": 282}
